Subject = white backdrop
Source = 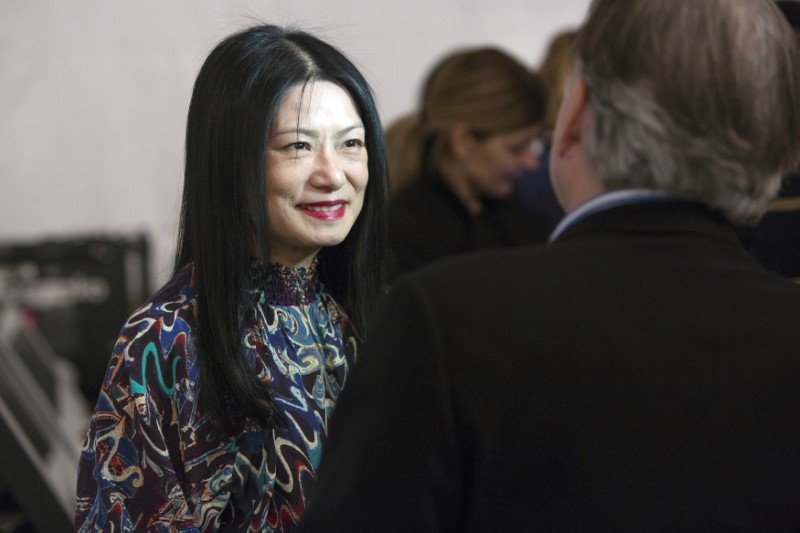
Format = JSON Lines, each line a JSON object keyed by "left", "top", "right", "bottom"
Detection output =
{"left": 0, "top": 0, "right": 591, "bottom": 288}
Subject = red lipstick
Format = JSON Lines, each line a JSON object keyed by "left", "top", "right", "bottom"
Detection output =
{"left": 297, "top": 201, "right": 346, "bottom": 221}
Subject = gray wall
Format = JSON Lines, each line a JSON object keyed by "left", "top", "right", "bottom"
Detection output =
{"left": 0, "top": 0, "right": 591, "bottom": 288}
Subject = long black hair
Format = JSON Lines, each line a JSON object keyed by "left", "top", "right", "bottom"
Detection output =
{"left": 175, "top": 24, "right": 388, "bottom": 431}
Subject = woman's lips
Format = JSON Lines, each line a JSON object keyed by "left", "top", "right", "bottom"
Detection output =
{"left": 297, "top": 201, "right": 346, "bottom": 221}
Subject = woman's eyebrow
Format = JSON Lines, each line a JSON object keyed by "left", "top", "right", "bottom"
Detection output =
{"left": 337, "top": 124, "right": 365, "bottom": 136}
{"left": 273, "top": 123, "right": 365, "bottom": 137}
{"left": 272, "top": 127, "right": 317, "bottom": 137}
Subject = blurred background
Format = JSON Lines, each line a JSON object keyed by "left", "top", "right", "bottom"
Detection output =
{"left": 0, "top": 1, "right": 590, "bottom": 530}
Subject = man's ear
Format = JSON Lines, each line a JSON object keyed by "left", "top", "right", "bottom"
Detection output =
{"left": 553, "top": 76, "right": 590, "bottom": 156}
{"left": 448, "top": 122, "right": 475, "bottom": 159}
{"left": 550, "top": 75, "right": 605, "bottom": 213}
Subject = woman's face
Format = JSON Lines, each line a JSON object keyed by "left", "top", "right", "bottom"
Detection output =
{"left": 462, "top": 125, "right": 541, "bottom": 199}
{"left": 265, "top": 81, "right": 368, "bottom": 267}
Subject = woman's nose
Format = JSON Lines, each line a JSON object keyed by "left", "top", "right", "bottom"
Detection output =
{"left": 309, "top": 149, "right": 346, "bottom": 190}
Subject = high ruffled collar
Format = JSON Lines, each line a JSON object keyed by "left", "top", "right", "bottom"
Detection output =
{"left": 248, "top": 256, "right": 322, "bottom": 306}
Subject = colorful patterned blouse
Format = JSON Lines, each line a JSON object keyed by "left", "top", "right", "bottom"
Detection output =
{"left": 75, "top": 259, "right": 356, "bottom": 531}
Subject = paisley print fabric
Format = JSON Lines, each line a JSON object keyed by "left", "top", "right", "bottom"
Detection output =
{"left": 75, "top": 259, "right": 355, "bottom": 532}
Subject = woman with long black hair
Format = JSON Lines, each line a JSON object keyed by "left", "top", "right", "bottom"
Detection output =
{"left": 75, "top": 24, "right": 387, "bottom": 531}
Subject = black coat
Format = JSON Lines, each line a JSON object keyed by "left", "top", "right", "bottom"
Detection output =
{"left": 388, "top": 174, "right": 550, "bottom": 280}
{"left": 300, "top": 201, "right": 800, "bottom": 531}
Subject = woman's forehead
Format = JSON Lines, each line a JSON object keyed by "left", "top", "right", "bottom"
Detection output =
{"left": 272, "top": 81, "right": 363, "bottom": 131}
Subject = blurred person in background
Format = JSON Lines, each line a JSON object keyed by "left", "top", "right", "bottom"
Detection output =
{"left": 384, "top": 47, "right": 550, "bottom": 279}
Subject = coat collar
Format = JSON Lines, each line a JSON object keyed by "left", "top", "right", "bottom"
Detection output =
{"left": 550, "top": 197, "right": 735, "bottom": 245}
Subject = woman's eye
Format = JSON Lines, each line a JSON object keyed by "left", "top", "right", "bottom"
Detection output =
{"left": 343, "top": 139, "right": 365, "bottom": 149}
{"left": 284, "top": 141, "right": 310, "bottom": 151}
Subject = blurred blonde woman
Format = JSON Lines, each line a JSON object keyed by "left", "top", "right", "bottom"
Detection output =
{"left": 386, "top": 47, "right": 548, "bottom": 279}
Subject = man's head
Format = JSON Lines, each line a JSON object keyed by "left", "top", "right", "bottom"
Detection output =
{"left": 550, "top": 0, "right": 800, "bottom": 223}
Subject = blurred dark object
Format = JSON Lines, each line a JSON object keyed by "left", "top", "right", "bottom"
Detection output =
{"left": 0, "top": 233, "right": 151, "bottom": 403}
{"left": 0, "top": 303, "right": 89, "bottom": 532}
{"left": 736, "top": 175, "right": 800, "bottom": 282}
{"left": 777, "top": 0, "right": 800, "bottom": 28}
{"left": 0, "top": 485, "right": 37, "bottom": 532}
{"left": 0, "top": 234, "right": 144, "bottom": 530}
{"left": 516, "top": 144, "right": 564, "bottom": 234}
{"left": 734, "top": 4, "right": 800, "bottom": 281}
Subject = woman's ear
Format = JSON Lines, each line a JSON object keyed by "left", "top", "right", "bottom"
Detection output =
{"left": 448, "top": 122, "right": 476, "bottom": 159}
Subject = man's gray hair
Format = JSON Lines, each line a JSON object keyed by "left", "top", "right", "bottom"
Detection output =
{"left": 578, "top": 0, "right": 800, "bottom": 224}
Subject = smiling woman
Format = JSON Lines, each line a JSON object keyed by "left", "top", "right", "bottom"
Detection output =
{"left": 266, "top": 82, "right": 370, "bottom": 268}
{"left": 73, "top": 24, "right": 388, "bottom": 532}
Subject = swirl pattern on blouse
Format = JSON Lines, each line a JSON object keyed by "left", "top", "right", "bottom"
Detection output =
{"left": 75, "top": 259, "right": 355, "bottom": 532}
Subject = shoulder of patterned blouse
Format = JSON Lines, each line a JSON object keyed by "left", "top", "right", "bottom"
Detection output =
{"left": 108, "top": 264, "right": 198, "bottom": 394}
{"left": 123, "top": 263, "right": 198, "bottom": 336}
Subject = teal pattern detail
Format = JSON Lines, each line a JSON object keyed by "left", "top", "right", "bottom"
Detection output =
{"left": 130, "top": 341, "right": 180, "bottom": 397}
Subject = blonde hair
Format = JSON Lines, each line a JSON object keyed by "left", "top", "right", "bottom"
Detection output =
{"left": 386, "top": 47, "right": 545, "bottom": 193}
{"left": 385, "top": 112, "right": 423, "bottom": 194}
{"left": 538, "top": 30, "right": 578, "bottom": 136}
